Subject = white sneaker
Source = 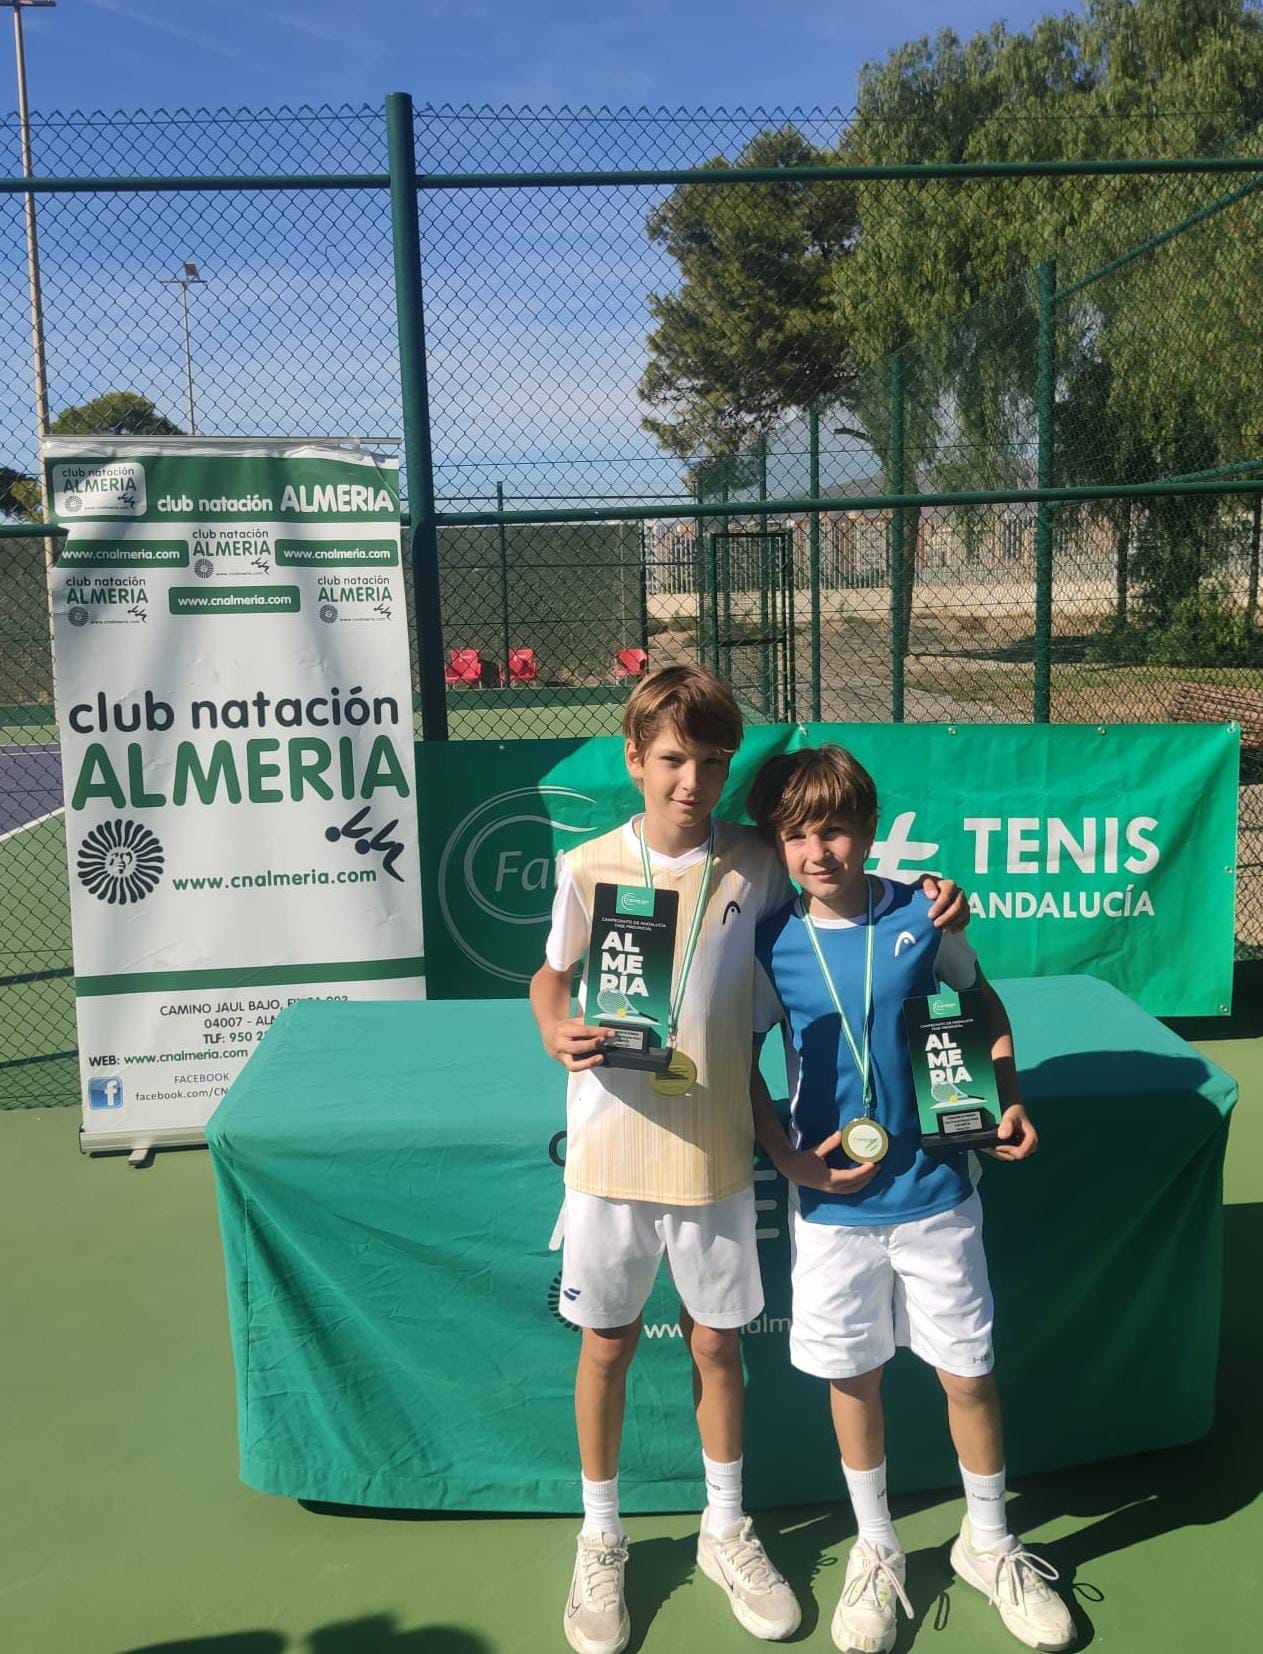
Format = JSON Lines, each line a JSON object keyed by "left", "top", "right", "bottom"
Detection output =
{"left": 697, "top": 1515, "right": 802, "bottom": 1640}
{"left": 563, "top": 1531, "right": 630, "bottom": 1654}
{"left": 830, "top": 1539, "right": 912, "bottom": 1654}
{"left": 950, "top": 1518, "right": 1075, "bottom": 1650}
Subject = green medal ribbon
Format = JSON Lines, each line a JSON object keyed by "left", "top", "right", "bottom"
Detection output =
{"left": 636, "top": 820, "right": 715, "bottom": 1046}
{"left": 802, "top": 876, "right": 876, "bottom": 1117}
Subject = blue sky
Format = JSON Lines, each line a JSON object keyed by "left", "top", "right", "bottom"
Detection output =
{"left": 2, "top": 1, "right": 1073, "bottom": 507}
{"left": 29, "top": 1, "right": 1065, "bottom": 118}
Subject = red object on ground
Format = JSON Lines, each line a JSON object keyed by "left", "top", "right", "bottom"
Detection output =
{"left": 613, "top": 646, "right": 648, "bottom": 680}
{"left": 444, "top": 648, "right": 483, "bottom": 686}
{"left": 499, "top": 647, "right": 538, "bottom": 686}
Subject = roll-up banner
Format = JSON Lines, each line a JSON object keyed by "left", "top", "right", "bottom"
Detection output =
{"left": 44, "top": 439, "right": 424, "bottom": 1151}
{"left": 417, "top": 721, "right": 1239, "bottom": 1016}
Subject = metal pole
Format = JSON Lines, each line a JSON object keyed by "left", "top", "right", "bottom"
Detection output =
{"left": 180, "top": 282, "right": 196, "bottom": 434}
{"left": 496, "top": 481, "right": 510, "bottom": 686}
{"left": 386, "top": 91, "right": 448, "bottom": 740}
{"left": 1035, "top": 259, "right": 1056, "bottom": 724}
{"left": 888, "top": 352, "right": 905, "bottom": 722}
{"left": 10, "top": 3, "right": 49, "bottom": 440}
{"left": 808, "top": 405, "right": 821, "bottom": 720}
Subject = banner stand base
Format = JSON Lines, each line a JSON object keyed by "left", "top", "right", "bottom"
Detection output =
{"left": 80, "top": 1124, "right": 208, "bottom": 1157}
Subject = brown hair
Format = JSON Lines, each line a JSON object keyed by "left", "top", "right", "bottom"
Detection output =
{"left": 746, "top": 745, "right": 879, "bottom": 842}
{"left": 622, "top": 665, "right": 743, "bottom": 754}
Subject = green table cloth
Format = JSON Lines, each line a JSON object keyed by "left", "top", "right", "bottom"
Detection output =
{"left": 206, "top": 975, "right": 1237, "bottom": 1512}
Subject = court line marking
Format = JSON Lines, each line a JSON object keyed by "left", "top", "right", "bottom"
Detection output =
{"left": 0, "top": 806, "right": 64, "bottom": 846}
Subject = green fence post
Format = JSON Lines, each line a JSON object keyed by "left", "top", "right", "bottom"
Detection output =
{"left": 783, "top": 532, "right": 798, "bottom": 722}
{"left": 496, "top": 482, "right": 511, "bottom": 686}
{"left": 693, "top": 479, "right": 706, "bottom": 664}
{"left": 709, "top": 527, "right": 721, "bottom": 674}
{"left": 809, "top": 405, "right": 821, "bottom": 719}
{"left": 888, "top": 352, "right": 905, "bottom": 722}
{"left": 720, "top": 474, "right": 731, "bottom": 682}
{"left": 758, "top": 436, "right": 772, "bottom": 716}
{"left": 1035, "top": 258, "right": 1056, "bottom": 724}
{"left": 386, "top": 90, "right": 448, "bottom": 739}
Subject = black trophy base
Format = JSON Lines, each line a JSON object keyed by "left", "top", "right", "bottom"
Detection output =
{"left": 922, "top": 1115, "right": 1001, "bottom": 1153}
{"left": 596, "top": 1018, "right": 673, "bottom": 1073}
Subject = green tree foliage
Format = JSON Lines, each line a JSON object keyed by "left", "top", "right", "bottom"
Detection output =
{"left": 2, "top": 393, "right": 182, "bottom": 520}
{"left": 641, "top": 0, "right": 1263, "bottom": 644}
{"left": 47, "top": 390, "right": 182, "bottom": 439}
{"left": 0, "top": 464, "right": 31, "bottom": 520}
{"left": 640, "top": 127, "right": 857, "bottom": 463}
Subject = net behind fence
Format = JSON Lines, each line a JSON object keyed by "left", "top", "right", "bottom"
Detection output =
{"left": 1, "top": 101, "right": 1260, "bottom": 1109}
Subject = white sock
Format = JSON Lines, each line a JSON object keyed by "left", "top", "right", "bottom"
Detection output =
{"left": 959, "top": 1463, "right": 1012, "bottom": 1551}
{"left": 581, "top": 1472, "right": 624, "bottom": 1540}
{"left": 702, "top": 1452, "right": 745, "bottom": 1532}
{"left": 842, "top": 1458, "right": 900, "bottom": 1554}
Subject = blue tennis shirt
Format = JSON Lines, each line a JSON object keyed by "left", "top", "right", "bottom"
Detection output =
{"left": 755, "top": 878, "right": 982, "bottom": 1227}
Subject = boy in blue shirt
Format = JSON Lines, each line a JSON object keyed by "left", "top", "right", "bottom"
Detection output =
{"left": 747, "top": 746, "right": 1074, "bottom": 1654}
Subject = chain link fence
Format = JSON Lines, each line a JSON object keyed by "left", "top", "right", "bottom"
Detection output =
{"left": 2, "top": 102, "right": 1260, "bottom": 1108}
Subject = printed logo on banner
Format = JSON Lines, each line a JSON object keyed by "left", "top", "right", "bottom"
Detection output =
{"left": 438, "top": 786, "right": 596, "bottom": 983}
{"left": 187, "top": 525, "right": 272, "bottom": 579}
{"left": 325, "top": 806, "right": 407, "bottom": 882}
{"left": 52, "top": 461, "right": 145, "bottom": 517}
{"left": 869, "top": 811, "right": 942, "bottom": 877}
{"left": 62, "top": 573, "right": 150, "bottom": 626}
{"left": 869, "top": 807, "right": 1163, "bottom": 924}
{"left": 314, "top": 573, "right": 397, "bottom": 623}
{"left": 77, "top": 819, "right": 165, "bottom": 904}
{"left": 87, "top": 1076, "right": 125, "bottom": 1111}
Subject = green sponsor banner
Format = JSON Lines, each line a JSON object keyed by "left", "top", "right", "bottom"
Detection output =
{"left": 275, "top": 538, "right": 399, "bottom": 567}
{"left": 417, "top": 722, "right": 1239, "bottom": 1015}
{"left": 48, "top": 450, "right": 399, "bottom": 523}
{"left": 169, "top": 585, "right": 301, "bottom": 615}
{"left": 57, "top": 538, "right": 189, "bottom": 568}
{"left": 44, "top": 436, "right": 419, "bottom": 1151}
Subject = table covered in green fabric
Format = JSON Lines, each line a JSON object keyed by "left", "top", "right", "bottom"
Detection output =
{"left": 206, "top": 975, "right": 1237, "bottom": 1512}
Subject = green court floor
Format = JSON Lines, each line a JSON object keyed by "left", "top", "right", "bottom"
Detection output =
{"left": 2, "top": 990, "right": 1260, "bottom": 1654}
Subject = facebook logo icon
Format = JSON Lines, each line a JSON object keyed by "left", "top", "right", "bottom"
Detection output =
{"left": 87, "top": 1076, "right": 124, "bottom": 1111}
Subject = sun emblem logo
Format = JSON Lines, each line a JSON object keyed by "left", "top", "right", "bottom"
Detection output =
{"left": 77, "top": 819, "right": 165, "bottom": 905}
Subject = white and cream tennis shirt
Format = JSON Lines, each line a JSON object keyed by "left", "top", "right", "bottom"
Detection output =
{"left": 545, "top": 816, "right": 790, "bottom": 1207}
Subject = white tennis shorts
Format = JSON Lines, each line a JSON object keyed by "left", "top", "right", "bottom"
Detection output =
{"left": 789, "top": 1190, "right": 994, "bottom": 1379}
{"left": 553, "top": 1185, "right": 764, "bottom": 1330}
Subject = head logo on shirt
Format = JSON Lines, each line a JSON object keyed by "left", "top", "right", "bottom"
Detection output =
{"left": 894, "top": 929, "right": 917, "bottom": 955}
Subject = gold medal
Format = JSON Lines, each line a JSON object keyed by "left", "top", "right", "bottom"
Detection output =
{"left": 840, "top": 1117, "right": 890, "bottom": 1164}
{"left": 651, "top": 1049, "right": 697, "bottom": 1096}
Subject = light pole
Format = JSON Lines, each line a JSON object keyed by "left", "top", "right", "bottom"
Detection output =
{"left": 161, "top": 261, "right": 205, "bottom": 433}
{"left": 3, "top": 1, "right": 54, "bottom": 444}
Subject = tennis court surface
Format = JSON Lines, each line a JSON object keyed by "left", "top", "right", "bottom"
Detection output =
{"left": 3, "top": 985, "right": 1260, "bottom": 1654}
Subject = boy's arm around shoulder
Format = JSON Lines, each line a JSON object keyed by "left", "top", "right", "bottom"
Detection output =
{"left": 976, "top": 972, "right": 1038, "bottom": 1162}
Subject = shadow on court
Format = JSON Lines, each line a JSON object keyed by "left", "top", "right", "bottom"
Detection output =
{"left": 122, "top": 1616, "right": 494, "bottom": 1653}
